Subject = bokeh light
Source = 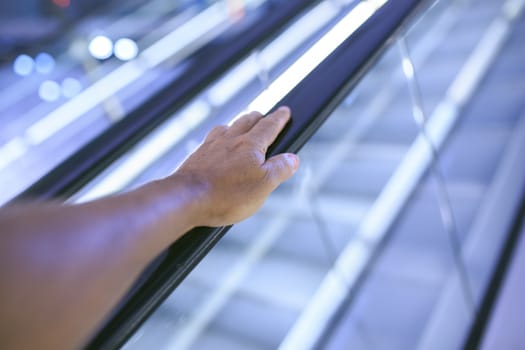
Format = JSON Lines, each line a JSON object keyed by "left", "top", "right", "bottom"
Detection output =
{"left": 39, "top": 80, "right": 61, "bottom": 102}
{"left": 61, "top": 78, "right": 83, "bottom": 98}
{"left": 114, "top": 38, "right": 139, "bottom": 61}
{"left": 13, "top": 55, "right": 35, "bottom": 76}
{"left": 88, "top": 35, "right": 113, "bottom": 60}
{"left": 35, "top": 53, "right": 56, "bottom": 74}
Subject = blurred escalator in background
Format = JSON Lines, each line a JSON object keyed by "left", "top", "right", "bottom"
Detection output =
{"left": 1, "top": 0, "right": 525, "bottom": 349}
{"left": 0, "top": 0, "right": 327, "bottom": 203}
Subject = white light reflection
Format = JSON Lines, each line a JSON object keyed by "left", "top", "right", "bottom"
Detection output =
{"left": 140, "top": 3, "right": 227, "bottom": 67}
{"left": 88, "top": 35, "right": 113, "bottom": 60}
{"left": 232, "top": 0, "right": 384, "bottom": 122}
{"left": 0, "top": 138, "right": 27, "bottom": 170}
{"left": 259, "top": 1, "right": 338, "bottom": 71}
{"left": 207, "top": 1, "right": 339, "bottom": 107}
{"left": 13, "top": 54, "right": 34, "bottom": 76}
{"left": 114, "top": 38, "right": 139, "bottom": 61}
{"left": 401, "top": 57, "right": 415, "bottom": 79}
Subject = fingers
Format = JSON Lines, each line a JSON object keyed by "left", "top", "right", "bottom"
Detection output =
{"left": 263, "top": 153, "right": 300, "bottom": 187}
{"left": 249, "top": 106, "right": 291, "bottom": 152}
{"left": 228, "top": 111, "right": 263, "bottom": 135}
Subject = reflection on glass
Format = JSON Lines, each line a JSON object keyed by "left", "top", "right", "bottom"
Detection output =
{"left": 321, "top": 0, "right": 525, "bottom": 349}
{"left": 400, "top": 0, "right": 525, "bottom": 349}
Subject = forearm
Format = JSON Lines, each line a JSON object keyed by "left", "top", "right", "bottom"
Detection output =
{"left": 0, "top": 107, "right": 298, "bottom": 349}
{"left": 0, "top": 175, "right": 201, "bottom": 349}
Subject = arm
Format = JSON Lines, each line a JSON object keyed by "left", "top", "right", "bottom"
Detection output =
{"left": 0, "top": 107, "right": 299, "bottom": 350}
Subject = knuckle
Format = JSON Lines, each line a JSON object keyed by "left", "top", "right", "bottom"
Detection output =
{"left": 249, "top": 111, "right": 263, "bottom": 119}
{"left": 228, "top": 136, "right": 251, "bottom": 151}
{"left": 239, "top": 111, "right": 260, "bottom": 123}
{"left": 212, "top": 125, "right": 228, "bottom": 134}
{"left": 205, "top": 125, "right": 228, "bottom": 142}
{"left": 207, "top": 125, "right": 228, "bottom": 139}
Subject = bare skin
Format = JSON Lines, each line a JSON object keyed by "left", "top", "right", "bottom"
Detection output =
{"left": 0, "top": 107, "right": 299, "bottom": 350}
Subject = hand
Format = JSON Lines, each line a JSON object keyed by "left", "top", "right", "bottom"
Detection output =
{"left": 173, "top": 106, "right": 300, "bottom": 227}
{"left": 0, "top": 107, "right": 298, "bottom": 350}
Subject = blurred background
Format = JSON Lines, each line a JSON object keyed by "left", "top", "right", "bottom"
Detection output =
{"left": 1, "top": 0, "right": 525, "bottom": 349}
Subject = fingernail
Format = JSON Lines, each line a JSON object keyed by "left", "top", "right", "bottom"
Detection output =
{"left": 285, "top": 153, "right": 299, "bottom": 170}
{"left": 278, "top": 106, "right": 291, "bottom": 115}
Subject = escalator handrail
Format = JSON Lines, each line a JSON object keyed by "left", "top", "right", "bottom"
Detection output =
{"left": 85, "top": 0, "right": 433, "bottom": 348}
{"left": 12, "top": 0, "right": 320, "bottom": 203}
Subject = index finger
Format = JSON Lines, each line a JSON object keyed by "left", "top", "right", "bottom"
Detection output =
{"left": 248, "top": 106, "right": 291, "bottom": 152}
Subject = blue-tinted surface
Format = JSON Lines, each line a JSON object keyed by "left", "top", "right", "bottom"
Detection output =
{"left": 324, "top": 1, "right": 525, "bottom": 349}
{"left": 0, "top": 0, "right": 268, "bottom": 204}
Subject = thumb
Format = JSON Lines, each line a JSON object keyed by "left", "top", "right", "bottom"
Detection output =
{"left": 263, "top": 153, "right": 300, "bottom": 186}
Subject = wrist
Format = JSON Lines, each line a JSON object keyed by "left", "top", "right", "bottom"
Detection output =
{"left": 154, "top": 171, "right": 210, "bottom": 229}
{"left": 128, "top": 173, "right": 208, "bottom": 244}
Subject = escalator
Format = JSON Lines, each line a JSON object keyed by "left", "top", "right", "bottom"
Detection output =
{"left": 2, "top": 0, "right": 525, "bottom": 349}
{"left": 0, "top": 0, "right": 328, "bottom": 204}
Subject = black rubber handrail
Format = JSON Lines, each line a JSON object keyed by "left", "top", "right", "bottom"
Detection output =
{"left": 85, "top": 0, "right": 431, "bottom": 348}
{"left": 13, "top": 0, "right": 320, "bottom": 202}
